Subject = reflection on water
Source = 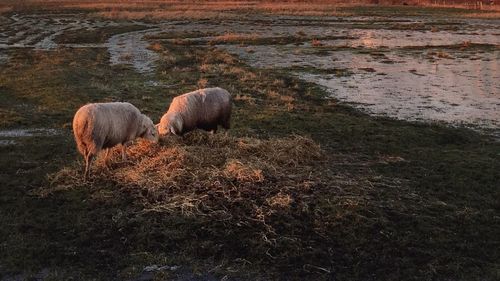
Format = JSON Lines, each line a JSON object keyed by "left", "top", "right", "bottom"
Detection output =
{"left": 330, "top": 28, "right": 500, "bottom": 48}
{"left": 301, "top": 53, "right": 499, "bottom": 128}
{"left": 215, "top": 17, "right": 499, "bottom": 134}
{"left": 223, "top": 43, "right": 499, "bottom": 133}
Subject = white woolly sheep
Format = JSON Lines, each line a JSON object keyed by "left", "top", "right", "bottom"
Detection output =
{"left": 157, "top": 87, "right": 232, "bottom": 136}
{"left": 72, "top": 102, "right": 158, "bottom": 179}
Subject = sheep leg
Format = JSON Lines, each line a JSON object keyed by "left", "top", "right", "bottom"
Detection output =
{"left": 84, "top": 152, "right": 94, "bottom": 180}
{"left": 121, "top": 143, "right": 129, "bottom": 162}
{"left": 222, "top": 107, "right": 231, "bottom": 130}
{"left": 222, "top": 116, "right": 231, "bottom": 130}
{"left": 104, "top": 148, "right": 111, "bottom": 167}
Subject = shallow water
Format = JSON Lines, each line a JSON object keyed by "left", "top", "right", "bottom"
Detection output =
{"left": 107, "top": 28, "right": 160, "bottom": 73}
{"left": 0, "top": 52, "right": 8, "bottom": 64}
{"left": 207, "top": 18, "right": 500, "bottom": 134}
{"left": 0, "top": 128, "right": 60, "bottom": 138}
{"left": 324, "top": 28, "right": 500, "bottom": 48}
{"left": 0, "top": 140, "right": 17, "bottom": 146}
{"left": 0, "top": 128, "right": 61, "bottom": 146}
{"left": 220, "top": 43, "right": 499, "bottom": 131}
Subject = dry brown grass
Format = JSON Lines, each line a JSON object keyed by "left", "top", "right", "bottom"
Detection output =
{"left": 257, "top": 2, "right": 349, "bottom": 16}
{"left": 0, "top": 6, "right": 12, "bottom": 14}
{"left": 118, "top": 52, "right": 133, "bottom": 61}
{"left": 49, "top": 132, "right": 323, "bottom": 190}
{"left": 2, "top": 0, "right": 499, "bottom": 19}
{"left": 209, "top": 32, "right": 260, "bottom": 44}
{"left": 148, "top": 42, "right": 163, "bottom": 52}
{"left": 233, "top": 93, "right": 256, "bottom": 105}
{"left": 267, "top": 89, "right": 280, "bottom": 99}
{"left": 463, "top": 11, "right": 500, "bottom": 18}
{"left": 427, "top": 50, "right": 453, "bottom": 59}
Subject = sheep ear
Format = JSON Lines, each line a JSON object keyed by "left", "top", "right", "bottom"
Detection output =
{"left": 174, "top": 118, "right": 183, "bottom": 134}
{"left": 169, "top": 126, "right": 177, "bottom": 135}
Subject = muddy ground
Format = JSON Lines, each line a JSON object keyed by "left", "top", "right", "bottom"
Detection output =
{"left": 0, "top": 6, "right": 499, "bottom": 281}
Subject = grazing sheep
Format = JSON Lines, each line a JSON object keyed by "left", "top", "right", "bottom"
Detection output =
{"left": 72, "top": 102, "right": 158, "bottom": 179}
{"left": 157, "top": 87, "right": 232, "bottom": 136}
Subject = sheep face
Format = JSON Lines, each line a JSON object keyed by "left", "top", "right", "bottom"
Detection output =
{"left": 158, "top": 114, "right": 181, "bottom": 137}
{"left": 157, "top": 122, "right": 171, "bottom": 136}
{"left": 141, "top": 115, "right": 159, "bottom": 143}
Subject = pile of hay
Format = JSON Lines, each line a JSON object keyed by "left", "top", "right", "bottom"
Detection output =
{"left": 48, "top": 132, "right": 325, "bottom": 223}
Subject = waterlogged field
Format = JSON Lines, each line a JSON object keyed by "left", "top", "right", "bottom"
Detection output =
{"left": 2, "top": 12, "right": 498, "bottom": 133}
{"left": 0, "top": 4, "right": 499, "bottom": 281}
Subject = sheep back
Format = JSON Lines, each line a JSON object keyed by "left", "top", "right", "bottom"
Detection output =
{"left": 164, "top": 87, "right": 232, "bottom": 134}
{"left": 72, "top": 102, "right": 143, "bottom": 156}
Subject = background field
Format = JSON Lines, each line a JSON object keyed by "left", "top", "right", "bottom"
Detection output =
{"left": 0, "top": 2, "right": 499, "bottom": 281}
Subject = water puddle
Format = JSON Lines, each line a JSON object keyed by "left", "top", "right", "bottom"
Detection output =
{"left": 0, "top": 140, "right": 17, "bottom": 146}
{"left": 0, "top": 128, "right": 61, "bottom": 146}
{"left": 0, "top": 128, "right": 60, "bottom": 137}
{"left": 207, "top": 18, "right": 499, "bottom": 135}
{"left": 220, "top": 43, "right": 499, "bottom": 133}
{"left": 0, "top": 52, "right": 8, "bottom": 64}
{"left": 107, "top": 28, "right": 160, "bottom": 73}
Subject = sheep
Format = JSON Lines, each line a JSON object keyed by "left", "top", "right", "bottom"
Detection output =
{"left": 157, "top": 87, "right": 232, "bottom": 136}
{"left": 72, "top": 102, "right": 158, "bottom": 179}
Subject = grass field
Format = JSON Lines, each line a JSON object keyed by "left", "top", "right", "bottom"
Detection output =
{"left": 0, "top": 2, "right": 499, "bottom": 281}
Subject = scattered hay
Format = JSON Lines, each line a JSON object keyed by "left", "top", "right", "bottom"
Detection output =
{"left": 266, "top": 192, "right": 293, "bottom": 208}
{"left": 224, "top": 159, "right": 265, "bottom": 183}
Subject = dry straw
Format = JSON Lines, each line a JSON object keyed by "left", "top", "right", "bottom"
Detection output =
{"left": 46, "top": 132, "right": 324, "bottom": 231}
